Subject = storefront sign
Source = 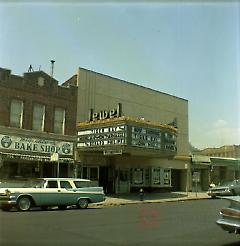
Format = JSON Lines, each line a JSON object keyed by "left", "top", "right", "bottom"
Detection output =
{"left": 0, "top": 134, "right": 73, "bottom": 155}
{"left": 89, "top": 103, "right": 122, "bottom": 121}
{"left": 77, "top": 125, "right": 126, "bottom": 147}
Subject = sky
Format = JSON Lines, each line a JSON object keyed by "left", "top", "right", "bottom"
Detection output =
{"left": 0, "top": 0, "right": 239, "bottom": 150}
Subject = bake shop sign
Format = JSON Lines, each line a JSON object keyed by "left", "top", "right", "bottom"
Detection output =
{"left": 0, "top": 134, "right": 73, "bottom": 155}
{"left": 89, "top": 103, "right": 122, "bottom": 121}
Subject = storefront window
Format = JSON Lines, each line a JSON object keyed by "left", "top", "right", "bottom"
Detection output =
{"left": 153, "top": 168, "right": 161, "bottom": 185}
{"left": 163, "top": 169, "right": 171, "bottom": 185}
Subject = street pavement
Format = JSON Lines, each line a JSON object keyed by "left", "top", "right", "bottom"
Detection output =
{"left": 92, "top": 191, "right": 209, "bottom": 207}
{"left": 1, "top": 199, "right": 238, "bottom": 246}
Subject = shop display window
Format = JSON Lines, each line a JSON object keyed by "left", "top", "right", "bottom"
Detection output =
{"left": 163, "top": 169, "right": 171, "bottom": 185}
{"left": 153, "top": 168, "right": 161, "bottom": 185}
{"left": 133, "top": 168, "right": 144, "bottom": 185}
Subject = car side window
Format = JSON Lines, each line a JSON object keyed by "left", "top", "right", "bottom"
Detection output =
{"left": 47, "top": 181, "right": 58, "bottom": 188}
{"left": 74, "top": 181, "right": 89, "bottom": 188}
{"left": 60, "top": 181, "right": 72, "bottom": 189}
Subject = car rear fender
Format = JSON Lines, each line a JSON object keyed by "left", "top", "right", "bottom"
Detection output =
{"left": 77, "top": 197, "right": 91, "bottom": 203}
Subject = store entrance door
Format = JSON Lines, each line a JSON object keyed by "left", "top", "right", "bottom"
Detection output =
{"left": 99, "top": 166, "right": 108, "bottom": 193}
{"left": 118, "top": 169, "right": 130, "bottom": 193}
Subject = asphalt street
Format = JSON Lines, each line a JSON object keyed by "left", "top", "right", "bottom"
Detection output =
{"left": 0, "top": 199, "right": 239, "bottom": 246}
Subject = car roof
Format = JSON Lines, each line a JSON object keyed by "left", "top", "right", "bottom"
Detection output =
{"left": 41, "top": 178, "right": 91, "bottom": 182}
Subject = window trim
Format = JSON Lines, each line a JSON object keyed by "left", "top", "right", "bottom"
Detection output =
{"left": 32, "top": 103, "right": 45, "bottom": 132}
{"left": 53, "top": 107, "right": 66, "bottom": 134}
{"left": 10, "top": 99, "right": 24, "bottom": 128}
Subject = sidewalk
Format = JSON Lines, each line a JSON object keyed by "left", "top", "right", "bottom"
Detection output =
{"left": 93, "top": 191, "right": 209, "bottom": 207}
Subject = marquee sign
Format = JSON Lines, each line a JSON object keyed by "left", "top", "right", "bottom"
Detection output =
{"left": 131, "top": 126, "right": 161, "bottom": 149}
{"left": 77, "top": 125, "right": 127, "bottom": 147}
{"left": 77, "top": 123, "right": 177, "bottom": 152}
{"left": 0, "top": 134, "right": 73, "bottom": 156}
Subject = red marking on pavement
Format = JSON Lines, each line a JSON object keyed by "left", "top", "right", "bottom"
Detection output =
{"left": 139, "top": 206, "right": 160, "bottom": 227}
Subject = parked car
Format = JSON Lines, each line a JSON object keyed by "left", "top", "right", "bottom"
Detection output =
{"left": 216, "top": 196, "right": 240, "bottom": 234}
{"left": 207, "top": 180, "right": 240, "bottom": 198}
{"left": 0, "top": 178, "right": 105, "bottom": 211}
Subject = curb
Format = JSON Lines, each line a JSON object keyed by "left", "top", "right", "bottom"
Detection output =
{"left": 90, "top": 196, "right": 210, "bottom": 208}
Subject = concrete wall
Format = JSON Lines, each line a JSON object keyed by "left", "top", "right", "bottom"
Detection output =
{"left": 76, "top": 68, "right": 189, "bottom": 155}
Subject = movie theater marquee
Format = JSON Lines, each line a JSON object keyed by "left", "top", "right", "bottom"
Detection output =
{"left": 77, "top": 124, "right": 175, "bottom": 151}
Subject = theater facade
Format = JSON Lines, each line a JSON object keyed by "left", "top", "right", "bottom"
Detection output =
{"left": 65, "top": 67, "right": 190, "bottom": 193}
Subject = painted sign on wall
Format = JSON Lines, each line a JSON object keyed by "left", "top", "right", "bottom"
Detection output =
{"left": 0, "top": 134, "right": 73, "bottom": 155}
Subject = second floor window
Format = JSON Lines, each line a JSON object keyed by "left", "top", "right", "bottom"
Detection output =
{"left": 10, "top": 99, "right": 23, "bottom": 128}
{"left": 32, "top": 103, "right": 45, "bottom": 131}
{"left": 54, "top": 107, "right": 65, "bottom": 134}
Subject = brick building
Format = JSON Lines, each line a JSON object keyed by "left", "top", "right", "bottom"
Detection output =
{"left": 0, "top": 67, "right": 77, "bottom": 179}
{"left": 197, "top": 145, "right": 240, "bottom": 186}
{"left": 199, "top": 145, "right": 240, "bottom": 158}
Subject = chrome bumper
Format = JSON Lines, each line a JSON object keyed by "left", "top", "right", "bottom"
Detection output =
{"left": 216, "top": 218, "right": 240, "bottom": 234}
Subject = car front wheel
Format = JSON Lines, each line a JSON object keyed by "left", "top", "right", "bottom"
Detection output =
{"left": 77, "top": 198, "right": 89, "bottom": 209}
{"left": 17, "top": 196, "right": 32, "bottom": 211}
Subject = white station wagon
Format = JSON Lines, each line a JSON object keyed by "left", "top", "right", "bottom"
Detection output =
{"left": 0, "top": 178, "right": 105, "bottom": 211}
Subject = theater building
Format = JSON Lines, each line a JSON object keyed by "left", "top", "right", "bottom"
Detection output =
{"left": 0, "top": 67, "right": 77, "bottom": 179}
{"left": 64, "top": 67, "right": 190, "bottom": 193}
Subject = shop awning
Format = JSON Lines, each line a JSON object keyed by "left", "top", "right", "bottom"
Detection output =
{"left": 210, "top": 157, "right": 240, "bottom": 167}
{"left": 0, "top": 152, "right": 74, "bottom": 163}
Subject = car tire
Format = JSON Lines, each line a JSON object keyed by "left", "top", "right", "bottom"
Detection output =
{"left": 17, "top": 196, "right": 32, "bottom": 211}
{"left": 58, "top": 205, "right": 67, "bottom": 210}
{"left": 77, "top": 198, "right": 89, "bottom": 209}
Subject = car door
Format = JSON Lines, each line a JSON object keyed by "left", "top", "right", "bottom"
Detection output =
{"left": 59, "top": 181, "right": 76, "bottom": 205}
{"left": 40, "top": 180, "right": 62, "bottom": 206}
